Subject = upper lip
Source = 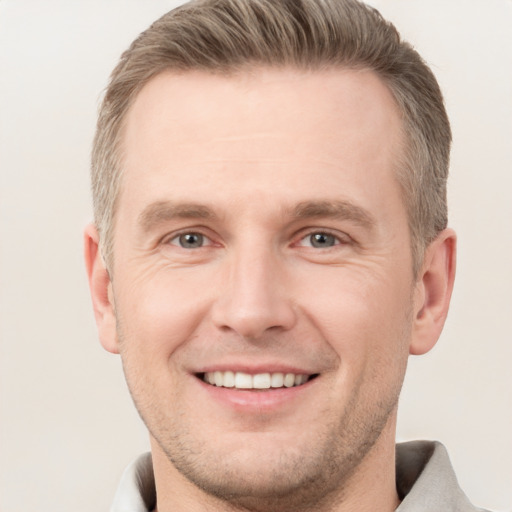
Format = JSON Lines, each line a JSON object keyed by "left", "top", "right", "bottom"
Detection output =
{"left": 192, "top": 362, "right": 319, "bottom": 376}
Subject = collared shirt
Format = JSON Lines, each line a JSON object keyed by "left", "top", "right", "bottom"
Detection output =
{"left": 110, "top": 441, "right": 489, "bottom": 512}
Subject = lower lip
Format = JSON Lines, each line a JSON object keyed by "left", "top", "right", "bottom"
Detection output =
{"left": 196, "top": 376, "right": 316, "bottom": 413}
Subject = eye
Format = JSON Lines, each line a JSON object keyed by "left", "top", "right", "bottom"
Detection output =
{"left": 298, "top": 232, "right": 341, "bottom": 248}
{"left": 169, "top": 232, "right": 208, "bottom": 249}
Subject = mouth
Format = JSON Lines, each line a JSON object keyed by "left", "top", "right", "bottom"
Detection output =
{"left": 198, "top": 371, "right": 319, "bottom": 390}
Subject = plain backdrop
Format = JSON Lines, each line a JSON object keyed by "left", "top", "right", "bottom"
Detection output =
{"left": 0, "top": 1, "right": 511, "bottom": 511}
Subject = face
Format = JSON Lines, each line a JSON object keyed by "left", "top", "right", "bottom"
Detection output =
{"left": 103, "top": 68, "right": 419, "bottom": 508}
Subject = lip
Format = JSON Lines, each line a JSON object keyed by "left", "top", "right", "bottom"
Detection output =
{"left": 193, "top": 371, "right": 318, "bottom": 413}
{"left": 194, "top": 362, "right": 315, "bottom": 375}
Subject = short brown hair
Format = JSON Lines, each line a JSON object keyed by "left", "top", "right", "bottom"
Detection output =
{"left": 91, "top": 0, "right": 451, "bottom": 274}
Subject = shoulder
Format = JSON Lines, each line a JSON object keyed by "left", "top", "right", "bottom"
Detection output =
{"left": 110, "top": 452, "right": 156, "bottom": 512}
{"left": 396, "top": 441, "right": 492, "bottom": 512}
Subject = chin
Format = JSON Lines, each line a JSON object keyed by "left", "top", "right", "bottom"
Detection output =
{"left": 151, "top": 416, "right": 382, "bottom": 511}
{"left": 167, "top": 443, "right": 342, "bottom": 509}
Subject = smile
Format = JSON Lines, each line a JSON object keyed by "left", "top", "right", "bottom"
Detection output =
{"left": 201, "top": 371, "right": 315, "bottom": 389}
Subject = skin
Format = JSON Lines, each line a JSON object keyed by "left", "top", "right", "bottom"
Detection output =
{"left": 85, "top": 67, "right": 456, "bottom": 512}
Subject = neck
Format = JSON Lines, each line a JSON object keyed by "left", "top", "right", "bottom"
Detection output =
{"left": 328, "top": 422, "right": 401, "bottom": 512}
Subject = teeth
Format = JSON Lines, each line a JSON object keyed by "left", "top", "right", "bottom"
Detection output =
{"left": 214, "top": 371, "right": 223, "bottom": 387}
{"left": 271, "top": 373, "right": 284, "bottom": 387}
{"left": 203, "top": 371, "right": 310, "bottom": 389}
{"left": 235, "top": 372, "right": 253, "bottom": 389}
{"left": 223, "top": 371, "right": 235, "bottom": 388}
{"left": 253, "top": 373, "right": 271, "bottom": 389}
{"left": 284, "top": 373, "right": 295, "bottom": 387}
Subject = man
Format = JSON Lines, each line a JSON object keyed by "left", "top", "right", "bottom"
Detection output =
{"left": 84, "top": 1, "right": 484, "bottom": 511}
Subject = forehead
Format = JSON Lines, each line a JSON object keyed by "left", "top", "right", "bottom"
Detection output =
{"left": 119, "top": 67, "right": 404, "bottom": 218}
{"left": 122, "top": 66, "right": 402, "bottom": 156}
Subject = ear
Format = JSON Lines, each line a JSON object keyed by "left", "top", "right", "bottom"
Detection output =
{"left": 84, "top": 224, "right": 119, "bottom": 354}
{"left": 410, "top": 228, "right": 457, "bottom": 355}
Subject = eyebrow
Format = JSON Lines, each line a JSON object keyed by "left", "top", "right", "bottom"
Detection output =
{"left": 137, "top": 198, "right": 376, "bottom": 232}
{"left": 290, "top": 200, "right": 376, "bottom": 230}
{"left": 138, "top": 201, "right": 217, "bottom": 231}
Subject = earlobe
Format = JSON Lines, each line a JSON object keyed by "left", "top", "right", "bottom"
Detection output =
{"left": 84, "top": 224, "right": 119, "bottom": 354}
{"left": 410, "top": 229, "right": 457, "bottom": 356}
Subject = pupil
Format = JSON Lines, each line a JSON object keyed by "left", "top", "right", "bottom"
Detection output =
{"left": 180, "top": 233, "right": 203, "bottom": 248}
{"left": 311, "top": 233, "right": 334, "bottom": 247}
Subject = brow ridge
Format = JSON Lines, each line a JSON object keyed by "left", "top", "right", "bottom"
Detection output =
{"left": 138, "top": 199, "right": 375, "bottom": 232}
{"left": 138, "top": 200, "right": 216, "bottom": 231}
{"left": 290, "top": 200, "right": 375, "bottom": 229}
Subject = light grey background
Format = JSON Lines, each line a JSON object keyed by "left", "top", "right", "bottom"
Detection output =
{"left": 0, "top": 1, "right": 511, "bottom": 511}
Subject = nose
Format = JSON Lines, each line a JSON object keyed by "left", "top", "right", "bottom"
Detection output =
{"left": 211, "top": 244, "right": 297, "bottom": 340}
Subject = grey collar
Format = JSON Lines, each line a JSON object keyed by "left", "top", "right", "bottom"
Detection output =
{"left": 111, "top": 441, "right": 487, "bottom": 512}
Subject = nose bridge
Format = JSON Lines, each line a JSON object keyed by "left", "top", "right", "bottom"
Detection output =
{"left": 211, "top": 237, "right": 296, "bottom": 339}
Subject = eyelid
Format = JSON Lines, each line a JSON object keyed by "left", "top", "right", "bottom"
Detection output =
{"left": 162, "top": 228, "right": 216, "bottom": 247}
{"left": 294, "top": 228, "right": 351, "bottom": 248}
{"left": 159, "top": 226, "right": 352, "bottom": 249}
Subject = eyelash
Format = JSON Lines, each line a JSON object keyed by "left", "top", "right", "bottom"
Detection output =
{"left": 295, "top": 229, "right": 350, "bottom": 249}
{"left": 164, "top": 228, "right": 350, "bottom": 250}
{"left": 166, "top": 231, "right": 214, "bottom": 249}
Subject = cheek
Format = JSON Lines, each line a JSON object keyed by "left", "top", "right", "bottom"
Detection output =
{"left": 303, "top": 267, "right": 412, "bottom": 406}
{"left": 295, "top": 263, "right": 413, "bottom": 359}
{"left": 114, "top": 265, "right": 216, "bottom": 360}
